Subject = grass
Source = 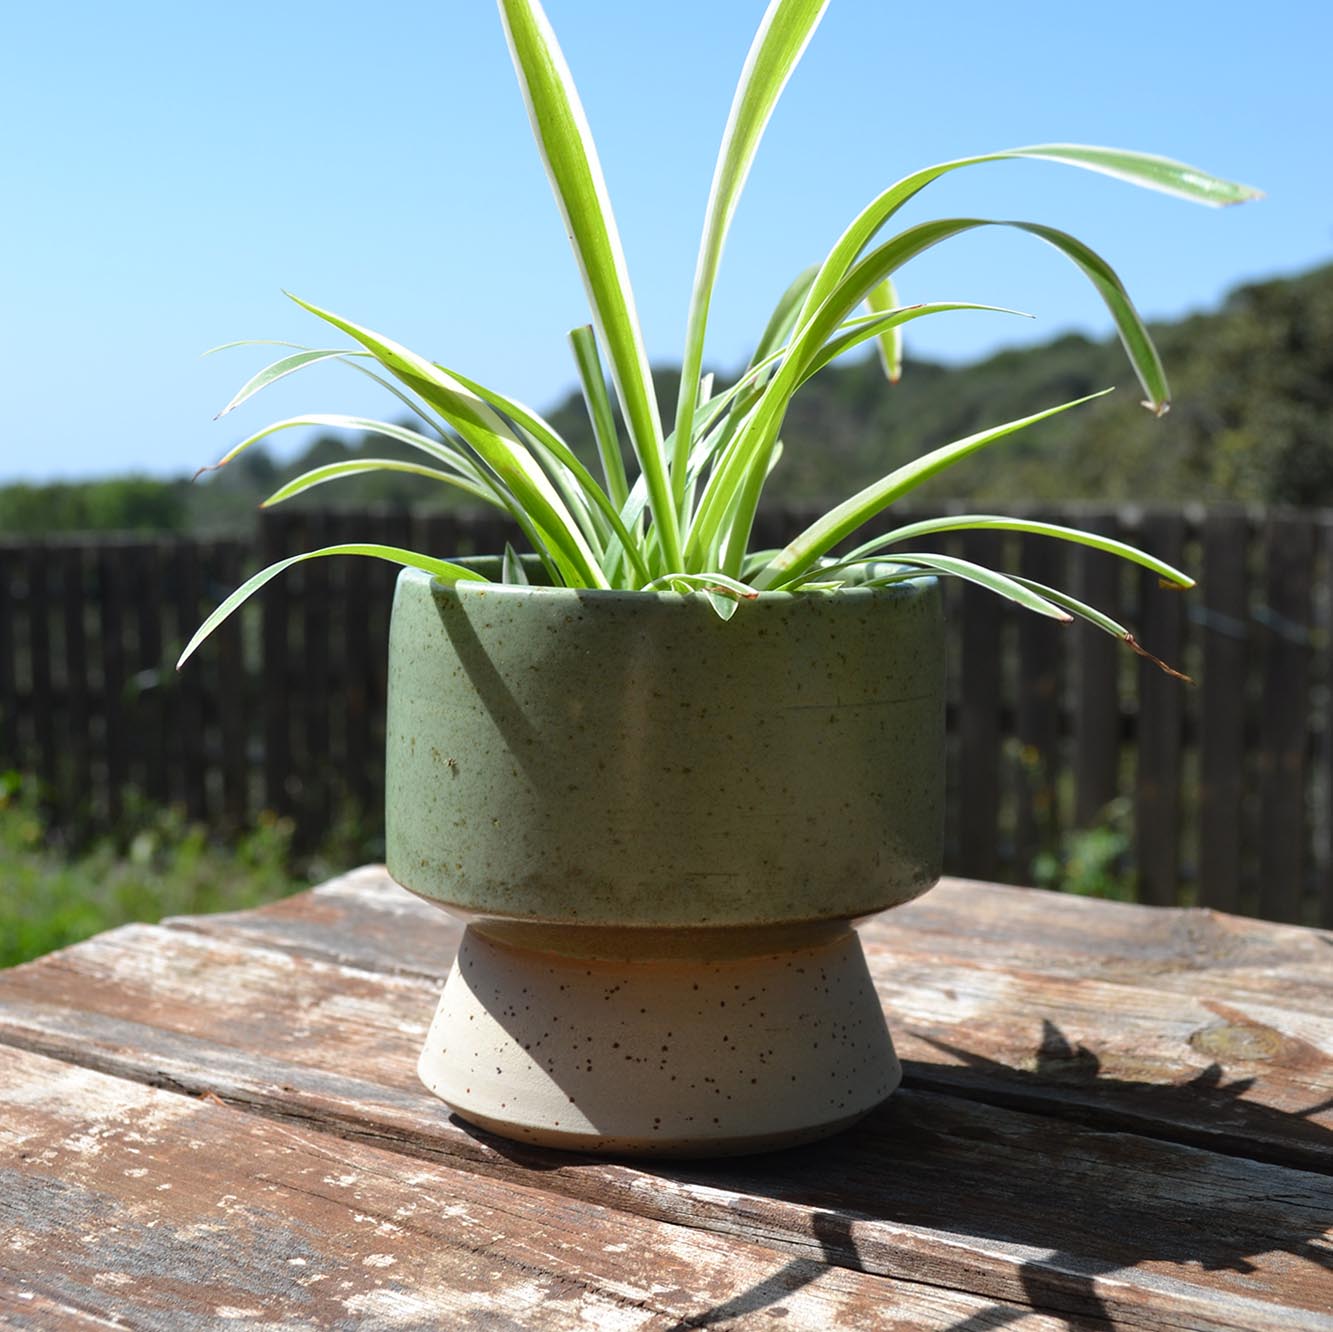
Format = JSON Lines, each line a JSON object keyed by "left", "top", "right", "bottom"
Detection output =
{"left": 0, "top": 772, "right": 308, "bottom": 969}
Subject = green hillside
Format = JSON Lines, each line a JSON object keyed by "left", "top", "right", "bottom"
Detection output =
{"left": 5, "top": 261, "right": 1331, "bottom": 536}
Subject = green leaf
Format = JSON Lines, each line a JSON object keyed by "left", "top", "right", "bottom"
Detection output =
{"left": 502, "top": 543, "right": 531, "bottom": 586}
{"left": 857, "top": 553, "right": 1073, "bottom": 621}
{"left": 442, "top": 360, "right": 653, "bottom": 585}
{"left": 749, "top": 264, "right": 820, "bottom": 371}
{"left": 568, "top": 325, "right": 629, "bottom": 509}
{"left": 1006, "top": 144, "right": 1261, "bottom": 207}
{"left": 207, "top": 340, "right": 448, "bottom": 438}
{"left": 800, "top": 301, "right": 1029, "bottom": 384}
{"left": 199, "top": 413, "right": 489, "bottom": 485}
{"left": 498, "top": 0, "right": 681, "bottom": 572}
{"left": 689, "top": 283, "right": 1040, "bottom": 573}
{"left": 1023, "top": 222, "right": 1170, "bottom": 413}
{"left": 750, "top": 390, "right": 1112, "bottom": 589}
{"left": 813, "top": 217, "right": 1169, "bottom": 410}
{"left": 643, "top": 569, "right": 758, "bottom": 599}
{"left": 797, "top": 144, "right": 1261, "bottom": 333}
{"left": 214, "top": 349, "right": 355, "bottom": 419}
{"left": 672, "top": 0, "right": 830, "bottom": 497}
{"left": 810, "top": 514, "right": 1194, "bottom": 590}
{"left": 287, "top": 292, "right": 607, "bottom": 588}
{"left": 865, "top": 278, "right": 902, "bottom": 384}
{"left": 260, "top": 459, "right": 494, "bottom": 509}
{"left": 1008, "top": 575, "right": 1129, "bottom": 637}
{"left": 178, "top": 545, "right": 487, "bottom": 669}
{"left": 1011, "top": 574, "right": 1192, "bottom": 680}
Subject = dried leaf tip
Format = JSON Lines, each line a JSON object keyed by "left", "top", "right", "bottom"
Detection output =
{"left": 1124, "top": 634, "right": 1193, "bottom": 683}
{"left": 1140, "top": 398, "right": 1171, "bottom": 419}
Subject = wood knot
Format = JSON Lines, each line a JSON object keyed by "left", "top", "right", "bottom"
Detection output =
{"left": 1189, "top": 1021, "right": 1285, "bottom": 1063}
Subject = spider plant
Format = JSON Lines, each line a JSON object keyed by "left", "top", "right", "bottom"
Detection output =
{"left": 179, "top": 0, "right": 1258, "bottom": 669}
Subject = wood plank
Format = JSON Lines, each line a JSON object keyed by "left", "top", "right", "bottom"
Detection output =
{"left": 0, "top": 968, "right": 1327, "bottom": 1331}
{"left": 1258, "top": 513, "right": 1314, "bottom": 924}
{"left": 0, "top": 1045, "right": 1073, "bottom": 1332}
{"left": 956, "top": 530, "right": 1005, "bottom": 879}
{"left": 1135, "top": 513, "right": 1187, "bottom": 907}
{"left": 1199, "top": 510, "right": 1250, "bottom": 915}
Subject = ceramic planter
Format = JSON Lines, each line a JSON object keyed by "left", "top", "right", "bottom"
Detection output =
{"left": 386, "top": 564, "right": 944, "bottom": 1156}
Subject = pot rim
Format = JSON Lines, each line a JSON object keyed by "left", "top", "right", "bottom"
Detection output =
{"left": 401, "top": 559, "right": 937, "bottom": 608}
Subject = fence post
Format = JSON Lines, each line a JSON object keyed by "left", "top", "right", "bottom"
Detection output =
{"left": 1257, "top": 512, "right": 1313, "bottom": 924}
{"left": 1198, "top": 509, "right": 1249, "bottom": 914}
{"left": 1135, "top": 511, "right": 1186, "bottom": 907}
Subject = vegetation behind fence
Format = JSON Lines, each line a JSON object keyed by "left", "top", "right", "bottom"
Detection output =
{"left": 2, "top": 503, "right": 1328, "bottom": 926}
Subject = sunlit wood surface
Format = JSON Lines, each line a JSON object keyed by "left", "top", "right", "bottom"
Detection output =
{"left": 2, "top": 866, "right": 1330, "bottom": 1329}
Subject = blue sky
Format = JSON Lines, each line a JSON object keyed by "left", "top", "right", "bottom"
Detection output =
{"left": 2, "top": 1, "right": 1328, "bottom": 484}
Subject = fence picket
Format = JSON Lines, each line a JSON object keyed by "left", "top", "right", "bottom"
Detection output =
{"left": 25, "top": 547, "right": 56, "bottom": 785}
{"left": 1135, "top": 512, "right": 1187, "bottom": 908}
{"left": 1198, "top": 510, "right": 1249, "bottom": 914}
{"left": 956, "top": 529, "right": 1004, "bottom": 880}
{"left": 1014, "top": 521, "right": 1064, "bottom": 873}
{"left": 1257, "top": 514, "right": 1313, "bottom": 924}
{"left": 0, "top": 550, "right": 15, "bottom": 763}
{"left": 260, "top": 512, "right": 292, "bottom": 815}
{"left": 59, "top": 545, "right": 91, "bottom": 813}
{"left": 216, "top": 540, "right": 249, "bottom": 825}
{"left": 1072, "top": 511, "right": 1123, "bottom": 829}
{"left": 97, "top": 545, "right": 128, "bottom": 823}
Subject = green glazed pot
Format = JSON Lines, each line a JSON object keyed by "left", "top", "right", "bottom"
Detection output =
{"left": 386, "top": 564, "right": 944, "bottom": 1156}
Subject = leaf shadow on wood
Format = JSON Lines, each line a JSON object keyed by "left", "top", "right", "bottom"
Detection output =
{"left": 602, "top": 1018, "right": 1333, "bottom": 1330}
{"left": 911, "top": 1016, "right": 1333, "bottom": 1173}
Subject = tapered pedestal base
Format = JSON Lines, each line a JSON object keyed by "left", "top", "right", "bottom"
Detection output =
{"left": 418, "top": 922, "right": 900, "bottom": 1157}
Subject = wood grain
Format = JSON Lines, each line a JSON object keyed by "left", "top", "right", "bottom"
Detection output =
{"left": 1, "top": 910, "right": 1330, "bottom": 1330}
{"left": 0, "top": 1044, "right": 1081, "bottom": 1332}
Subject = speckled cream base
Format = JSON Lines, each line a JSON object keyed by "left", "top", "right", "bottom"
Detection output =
{"left": 417, "top": 923, "right": 900, "bottom": 1157}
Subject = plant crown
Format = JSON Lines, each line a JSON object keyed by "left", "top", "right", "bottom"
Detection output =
{"left": 179, "top": 0, "right": 1258, "bottom": 668}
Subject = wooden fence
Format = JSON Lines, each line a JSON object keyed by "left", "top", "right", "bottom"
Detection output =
{"left": 1, "top": 503, "right": 1329, "bottom": 926}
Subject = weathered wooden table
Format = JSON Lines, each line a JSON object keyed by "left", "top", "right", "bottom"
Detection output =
{"left": 1, "top": 867, "right": 1330, "bottom": 1330}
